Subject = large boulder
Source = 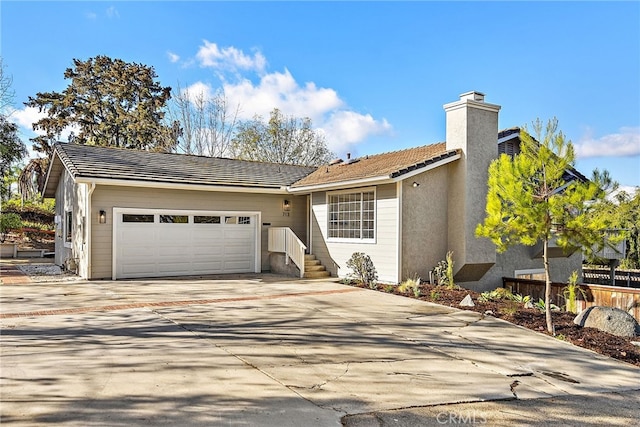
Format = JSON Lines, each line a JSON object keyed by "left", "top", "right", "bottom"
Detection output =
{"left": 574, "top": 306, "right": 640, "bottom": 338}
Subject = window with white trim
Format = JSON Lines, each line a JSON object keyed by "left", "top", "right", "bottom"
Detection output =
{"left": 328, "top": 190, "right": 375, "bottom": 240}
{"left": 64, "top": 211, "right": 72, "bottom": 244}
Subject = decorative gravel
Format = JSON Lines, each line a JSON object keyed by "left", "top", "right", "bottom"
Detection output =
{"left": 16, "top": 264, "right": 82, "bottom": 282}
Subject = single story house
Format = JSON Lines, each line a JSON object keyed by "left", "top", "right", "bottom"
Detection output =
{"left": 43, "top": 91, "right": 582, "bottom": 291}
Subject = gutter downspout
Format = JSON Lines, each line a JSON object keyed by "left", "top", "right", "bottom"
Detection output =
{"left": 397, "top": 181, "right": 403, "bottom": 284}
{"left": 86, "top": 182, "right": 96, "bottom": 279}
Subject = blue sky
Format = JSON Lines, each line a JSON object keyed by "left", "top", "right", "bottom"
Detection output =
{"left": 2, "top": 1, "right": 639, "bottom": 190}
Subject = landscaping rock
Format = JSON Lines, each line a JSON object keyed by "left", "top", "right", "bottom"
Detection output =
{"left": 574, "top": 306, "right": 640, "bottom": 338}
{"left": 459, "top": 294, "right": 475, "bottom": 307}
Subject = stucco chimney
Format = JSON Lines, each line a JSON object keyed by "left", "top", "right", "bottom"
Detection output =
{"left": 443, "top": 91, "right": 501, "bottom": 283}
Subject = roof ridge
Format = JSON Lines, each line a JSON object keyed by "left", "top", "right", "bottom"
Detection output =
{"left": 349, "top": 141, "right": 446, "bottom": 161}
{"left": 53, "top": 142, "right": 316, "bottom": 170}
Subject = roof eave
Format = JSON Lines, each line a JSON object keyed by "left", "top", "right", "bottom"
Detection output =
{"left": 42, "top": 145, "right": 71, "bottom": 198}
{"left": 288, "top": 152, "right": 461, "bottom": 193}
{"left": 74, "top": 177, "right": 290, "bottom": 194}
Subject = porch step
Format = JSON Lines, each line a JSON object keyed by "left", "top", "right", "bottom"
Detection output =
{"left": 303, "top": 254, "right": 330, "bottom": 279}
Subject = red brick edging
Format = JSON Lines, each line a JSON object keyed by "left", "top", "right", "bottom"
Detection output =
{"left": 0, "top": 264, "right": 32, "bottom": 285}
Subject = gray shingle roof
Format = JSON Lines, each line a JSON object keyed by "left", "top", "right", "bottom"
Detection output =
{"left": 50, "top": 142, "right": 316, "bottom": 189}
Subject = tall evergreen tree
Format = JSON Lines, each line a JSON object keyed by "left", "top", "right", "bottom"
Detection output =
{"left": 20, "top": 56, "right": 181, "bottom": 199}
{"left": 26, "top": 55, "right": 179, "bottom": 155}
{"left": 1, "top": 115, "right": 27, "bottom": 201}
{"left": 476, "top": 118, "right": 618, "bottom": 333}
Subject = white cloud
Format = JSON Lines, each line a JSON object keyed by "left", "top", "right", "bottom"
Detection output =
{"left": 167, "top": 52, "right": 180, "bottom": 63}
{"left": 575, "top": 127, "right": 640, "bottom": 158}
{"left": 196, "top": 40, "right": 266, "bottom": 74}
{"left": 106, "top": 6, "right": 119, "bottom": 19}
{"left": 181, "top": 81, "right": 216, "bottom": 103}
{"left": 10, "top": 106, "right": 79, "bottom": 147}
{"left": 222, "top": 69, "right": 343, "bottom": 121}
{"left": 11, "top": 106, "right": 45, "bottom": 135}
{"left": 86, "top": 12, "right": 97, "bottom": 20}
{"left": 182, "top": 43, "right": 393, "bottom": 154}
{"left": 186, "top": 74, "right": 392, "bottom": 154}
{"left": 320, "top": 111, "right": 392, "bottom": 152}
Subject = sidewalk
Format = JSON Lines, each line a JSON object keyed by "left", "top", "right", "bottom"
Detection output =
{"left": 0, "top": 261, "right": 32, "bottom": 285}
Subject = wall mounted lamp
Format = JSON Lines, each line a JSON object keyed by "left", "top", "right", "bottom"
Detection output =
{"left": 99, "top": 210, "right": 107, "bottom": 224}
{"left": 283, "top": 199, "right": 291, "bottom": 216}
{"left": 412, "top": 181, "right": 420, "bottom": 188}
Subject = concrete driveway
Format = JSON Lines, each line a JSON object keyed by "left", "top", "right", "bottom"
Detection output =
{"left": 1, "top": 274, "right": 639, "bottom": 426}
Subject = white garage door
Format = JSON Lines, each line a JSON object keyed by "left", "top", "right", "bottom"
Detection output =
{"left": 113, "top": 209, "right": 259, "bottom": 279}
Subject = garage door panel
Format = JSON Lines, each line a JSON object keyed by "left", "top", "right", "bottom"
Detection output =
{"left": 223, "top": 261, "right": 253, "bottom": 272}
{"left": 115, "top": 210, "right": 257, "bottom": 279}
{"left": 191, "top": 261, "right": 224, "bottom": 271}
{"left": 191, "top": 252, "right": 224, "bottom": 263}
{"left": 157, "top": 246, "right": 192, "bottom": 257}
{"left": 158, "top": 229, "right": 190, "bottom": 242}
{"left": 121, "top": 264, "right": 159, "bottom": 277}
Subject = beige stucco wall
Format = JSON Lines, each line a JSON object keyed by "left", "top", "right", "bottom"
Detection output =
{"left": 445, "top": 97, "right": 499, "bottom": 280}
{"left": 400, "top": 165, "right": 450, "bottom": 281}
{"left": 310, "top": 183, "right": 399, "bottom": 283}
{"left": 89, "top": 185, "right": 307, "bottom": 279}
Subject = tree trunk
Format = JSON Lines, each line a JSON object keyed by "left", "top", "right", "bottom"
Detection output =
{"left": 543, "top": 237, "right": 554, "bottom": 334}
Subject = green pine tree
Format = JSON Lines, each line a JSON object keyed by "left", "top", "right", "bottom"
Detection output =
{"left": 476, "top": 118, "right": 617, "bottom": 333}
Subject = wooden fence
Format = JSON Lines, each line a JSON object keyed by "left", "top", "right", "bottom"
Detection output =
{"left": 503, "top": 277, "right": 640, "bottom": 322}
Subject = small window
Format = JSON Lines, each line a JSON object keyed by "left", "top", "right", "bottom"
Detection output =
{"left": 123, "top": 214, "right": 155, "bottom": 223}
{"left": 224, "top": 216, "right": 251, "bottom": 225}
{"left": 160, "top": 215, "right": 188, "bottom": 224}
{"left": 64, "top": 211, "right": 72, "bottom": 243}
{"left": 194, "top": 215, "right": 221, "bottom": 224}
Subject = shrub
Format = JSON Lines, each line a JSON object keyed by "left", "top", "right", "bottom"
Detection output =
{"left": 499, "top": 301, "right": 520, "bottom": 316}
{"left": 562, "top": 270, "right": 587, "bottom": 314}
{"left": 346, "top": 252, "right": 378, "bottom": 289}
{"left": 445, "top": 251, "right": 455, "bottom": 289}
{"left": 534, "top": 298, "right": 560, "bottom": 312}
{"left": 0, "top": 213, "right": 23, "bottom": 243}
{"left": 479, "top": 288, "right": 531, "bottom": 306}
{"left": 432, "top": 251, "right": 456, "bottom": 289}
{"left": 398, "top": 276, "right": 421, "bottom": 298}
{"left": 479, "top": 288, "right": 513, "bottom": 302}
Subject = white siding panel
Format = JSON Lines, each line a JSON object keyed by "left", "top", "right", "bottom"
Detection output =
{"left": 311, "top": 184, "right": 399, "bottom": 283}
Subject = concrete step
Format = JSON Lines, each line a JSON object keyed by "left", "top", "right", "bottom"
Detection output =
{"left": 304, "top": 270, "right": 331, "bottom": 279}
{"left": 304, "top": 254, "right": 317, "bottom": 261}
{"left": 305, "top": 259, "right": 321, "bottom": 266}
{"left": 305, "top": 264, "right": 326, "bottom": 272}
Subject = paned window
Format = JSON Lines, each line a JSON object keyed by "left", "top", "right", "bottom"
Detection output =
{"left": 122, "top": 214, "right": 155, "bottom": 223}
{"left": 328, "top": 190, "right": 375, "bottom": 240}
{"left": 194, "top": 215, "right": 221, "bottom": 224}
{"left": 160, "top": 215, "right": 189, "bottom": 224}
{"left": 225, "top": 216, "right": 252, "bottom": 225}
